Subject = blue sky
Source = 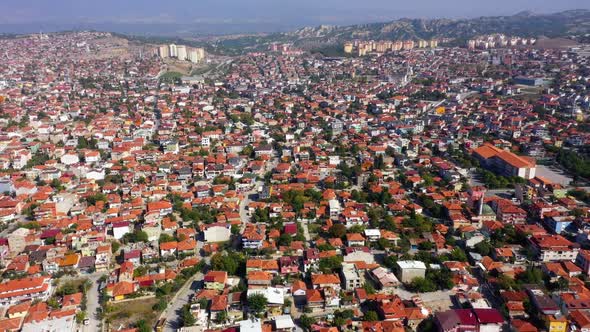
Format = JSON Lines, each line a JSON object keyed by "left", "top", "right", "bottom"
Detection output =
{"left": 1, "top": 0, "right": 589, "bottom": 33}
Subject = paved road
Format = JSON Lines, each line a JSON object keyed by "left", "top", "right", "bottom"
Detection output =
{"left": 83, "top": 273, "right": 104, "bottom": 332}
{"left": 301, "top": 220, "right": 311, "bottom": 243}
{"left": 56, "top": 272, "right": 104, "bottom": 332}
{"left": 162, "top": 270, "right": 205, "bottom": 332}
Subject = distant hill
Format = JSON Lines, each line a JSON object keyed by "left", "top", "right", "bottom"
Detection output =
{"left": 197, "top": 9, "right": 590, "bottom": 54}
{"left": 28, "top": 10, "right": 588, "bottom": 56}
{"left": 285, "top": 9, "right": 590, "bottom": 46}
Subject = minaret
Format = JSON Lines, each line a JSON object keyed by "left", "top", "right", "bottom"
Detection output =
{"left": 468, "top": 186, "right": 486, "bottom": 216}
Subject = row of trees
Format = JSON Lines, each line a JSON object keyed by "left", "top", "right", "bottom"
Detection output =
{"left": 557, "top": 149, "right": 590, "bottom": 180}
{"left": 480, "top": 169, "right": 526, "bottom": 189}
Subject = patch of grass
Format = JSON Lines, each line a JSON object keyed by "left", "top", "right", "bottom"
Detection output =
{"left": 106, "top": 298, "right": 158, "bottom": 330}
{"left": 159, "top": 71, "right": 183, "bottom": 84}
{"left": 56, "top": 278, "right": 90, "bottom": 295}
{"left": 190, "top": 64, "right": 214, "bottom": 76}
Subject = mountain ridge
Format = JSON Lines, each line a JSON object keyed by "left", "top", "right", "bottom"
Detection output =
{"left": 281, "top": 9, "right": 590, "bottom": 46}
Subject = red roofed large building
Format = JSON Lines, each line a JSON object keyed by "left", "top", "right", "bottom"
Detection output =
{"left": 529, "top": 234, "right": 579, "bottom": 262}
{"left": 0, "top": 276, "right": 52, "bottom": 306}
{"left": 473, "top": 144, "right": 536, "bottom": 179}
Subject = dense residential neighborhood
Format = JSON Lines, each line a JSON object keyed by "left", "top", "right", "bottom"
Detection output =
{"left": 0, "top": 30, "right": 588, "bottom": 332}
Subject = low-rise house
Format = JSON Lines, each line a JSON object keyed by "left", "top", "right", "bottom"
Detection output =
{"left": 273, "top": 315, "right": 296, "bottom": 332}
{"left": 511, "top": 319, "right": 538, "bottom": 332}
{"left": 204, "top": 271, "right": 228, "bottom": 291}
{"left": 341, "top": 263, "right": 363, "bottom": 291}
{"left": 62, "top": 292, "right": 83, "bottom": 310}
{"left": 106, "top": 281, "right": 137, "bottom": 301}
{"left": 247, "top": 259, "right": 279, "bottom": 274}
{"left": 435, "top": 308, "right": 504, "bottom": 332}
{"left": 209, "top": 294, "right": 228, "bottom": 324}
{"left": 123, "top": 249, "right": 141, "bottom": 266}
{"left": 159, "top": 241, "right": 178, "bottom": 257}
{"left": 311, "top": 273, "right": 341, "bottom": 291}
{"left": 305, "top": 289, "right": 325, "bottom": 311}
{"left": 396, "top": 260, "right": 427, "bottom": 283}
{"left": 370, "top": 266, "right": 400, "bottom": 289}
{"left": 364, "top": 229, "right": 381, "bottom": 242}
{"left": 242, "top": 224, "right": 265, "bottom": 249}
{"left": 377, "top": 296, "right": 406, "bottom": 321}
{"left": 343, "top": 247, "right": 374, "bottom": 263}
{"left": 569, "top": 310, "right": 590, "bottom": 332}
{"left": 177, "top": 238, "right": 197, "bottom": 256}
{"left": 247, "top": 287, "right": 286, "bottom": 316}
{"left": 247, "top": 271, "right": 272, "bottom": 288}
{"left": 279, "top": 256, "right": 299, "bottom": 275}
{"left": 346, "top": 233, "right": 366, "bottom": 247}
{"left": 204, "top": 223, "right": 231, "bottom": 243}
{"left": 544, "top": 314, "right": 567, "bottom": 332}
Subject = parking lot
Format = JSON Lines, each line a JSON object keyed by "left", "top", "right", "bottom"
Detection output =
{"left": 535, "top": 165, "right": 573, "bottom": 186}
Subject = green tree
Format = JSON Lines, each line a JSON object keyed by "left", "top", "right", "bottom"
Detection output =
{"left": 153, "top": 298, "right": 167, "bottom": 311}
{"left": 216, "top": 310, "right": 228, "bottom": 324}
{"left": 329, "top": 224, "right": 346, "bottom": 238}
{"left": 496, "top": 275, "right": 520, "bottom": 290}
{"left": 474, "top": 241, "right": 493, "bottom": 256}
{"left": 317, "top": 243, "right": 335, "bottom": 251}
{"left": 417, "top": 317, "right": 437, "bottom": 332}
{"left": 407, "top": 277, "right": 436, "bottom": 292}
{"left": 517, "top": 267, "right": 543, "bottom": 284}
{"left": 111, "top": 241, "right": 121, "bottom": 254}
{"left": 363, "top": 282, "right": 376, "bottom": 295}
{"left": 20, "top": 221, "right": 40, "bottom": 230}
{"left": 318, "top": 256, "right": 343, "bottom": 273}
{"left": 557, "top": 277, "right": 569, "bottom": 291}
{"left": 299, "top": 315, "right": 316, "bottom": 332}
{"left": 47, "top": 297, "right": 60, "bottom": 309}
{"left": 556, "top": 149, "right": 590, "bottom": 179}
{"left": 181, "top": 303, "right": 196, "bottom": 326}
{"left": 159, "top": 233, "right": 176, "bottom": 243}
{"left": 248, "top": 294, "right": 268, "bottom": 316}
{"left": 364, "top": 311, "right": 379, "bottom": 322}
{"left": 57, "top": 282, "right": 78, "bottom": 296}
{"left": 210, "top": 252, "right": 245, "bottom": 276}
{"left": 278, "top": 233, "right": 292, "bottom": 246}
{"left": 418, "top": 241, "right": 434, "bottom": 251}
{"left": 133, "top": 266, "right": 148, "bottom": 277}
{"left": 137, "top": 320, "right": 151, "bottom": 332}
{"left": 75, "top": 311, "right": 86, "bottom": 324}
{"left": 449, "top": 248, "right": 468, "bottom": 262}
{"left": 242, "top": 145, "right": 254, "bottom": 157}
{"left": 333, "top": 309, "right": 354, "bottom": 326}
{"left": 86, "top": 193, "right": 108, "bottom": 205}
{"left": 123, "top": 230, "right": 149, "bottom": 243}
{"left": 425, "top": 269, "right": 454, "bottom": 290}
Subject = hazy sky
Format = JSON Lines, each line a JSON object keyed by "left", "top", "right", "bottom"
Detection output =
{"left": 1, "top": 0, "right": 590, "bottom": 33}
